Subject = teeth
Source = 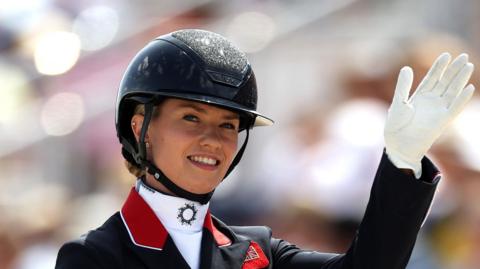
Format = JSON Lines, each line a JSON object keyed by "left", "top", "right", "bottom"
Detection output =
{"left": 190, "top": 156, "right": 217, "bottom": 165}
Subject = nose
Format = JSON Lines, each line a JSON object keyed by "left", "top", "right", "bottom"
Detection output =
{"left": 199, "top": 125, "right": 222, "bottom": 149}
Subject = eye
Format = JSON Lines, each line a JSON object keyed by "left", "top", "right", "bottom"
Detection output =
{"left": 183, "top": 114, "right": 199, "bottom": 122}
{"left": 220, "top": 122, "right": 238, "bottom": 130}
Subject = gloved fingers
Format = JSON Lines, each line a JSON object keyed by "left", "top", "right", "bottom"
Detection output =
{"left": 392, "top": 66, "right": 413, "bottom": 107}
{"left": 448, "top": 84, "right": 475, "bottom": 116}
{"left": 415, "top": 52, "right": 451, "bottom": 94}
{"left": 433, "top": 53, "right": 468, "bottom": 96}
{"left": 443, "top": 63, "right": 474, "bottom": 106}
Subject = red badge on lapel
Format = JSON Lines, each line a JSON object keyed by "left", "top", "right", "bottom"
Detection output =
{"left": 242, "top": 241, "right": 269, "bottom": 269}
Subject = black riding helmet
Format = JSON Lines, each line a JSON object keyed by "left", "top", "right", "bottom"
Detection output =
{"left": 116, "top": 29, "right": 273, "bottom": 204}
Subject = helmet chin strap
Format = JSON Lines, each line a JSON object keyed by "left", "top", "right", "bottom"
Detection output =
{"left": 144, "top": 161, "right": 214, "bottom": 204}
{"left": 136, "top": 102, "right": 251, "bottom": 204}
{"left": 225, "top": 127, "right": 250, "bottom": 177}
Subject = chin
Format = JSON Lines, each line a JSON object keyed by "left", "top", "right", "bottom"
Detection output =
{"left": 189, "top": 186, "right": 216, "bottom": 195}
{"left": 187, "top": 179, "right": 221, "bottom": 194}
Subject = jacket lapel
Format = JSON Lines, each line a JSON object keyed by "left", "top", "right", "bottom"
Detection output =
{"left": 200, "top": 221, "right": 249, "bottom": 269}
{"left": 200, "top": 232, "right": 250, "bottom": 269}
{"left": 120, "top": 187, "right": 190, "bottom": 268}
{"left": 200, "top": 214, "right": 269, "bottom": 269}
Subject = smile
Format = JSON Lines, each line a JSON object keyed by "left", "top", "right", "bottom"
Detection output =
{"left": 187, "top": 155, "right": 220, "bottom": 166}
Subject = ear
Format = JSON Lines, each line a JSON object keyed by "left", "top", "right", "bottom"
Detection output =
{"left": 131, "top": 114, "right": 150, "bottom": 143}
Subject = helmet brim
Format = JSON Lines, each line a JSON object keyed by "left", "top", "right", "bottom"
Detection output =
{"left": 128, "top": 91, "right": 274, "bottom": 127}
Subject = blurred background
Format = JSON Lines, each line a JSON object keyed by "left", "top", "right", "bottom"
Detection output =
{"left": 1, "top": 0, "right": 480, "bottom": 268}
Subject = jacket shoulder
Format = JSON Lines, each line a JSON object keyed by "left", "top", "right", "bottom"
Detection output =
{"left": 211, "top": 215, "right": 273, "bottom": 244}
{"left": 55, "top": 212, "right": 125, "bottom": 269}
{"left": 229, "top": 225, "right": 272, "bottom": 240}
{"left": 229, "top": 224, "right": 273, "bottom": 252}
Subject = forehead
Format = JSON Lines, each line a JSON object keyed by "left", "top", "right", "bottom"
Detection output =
{"left": 162, "top": 98, "right": 240, "bottom": 118}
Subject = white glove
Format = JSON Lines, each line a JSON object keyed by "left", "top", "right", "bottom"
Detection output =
{"left": 385, "top": 52, "right": 475, "bottom": 178}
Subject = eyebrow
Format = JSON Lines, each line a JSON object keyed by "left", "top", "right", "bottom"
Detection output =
{"left": 177, "top": 103, "right": 240, "bottom": 120}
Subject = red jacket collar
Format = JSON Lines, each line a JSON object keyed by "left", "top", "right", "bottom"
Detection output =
{"left": 120, "top": 187, "right": 231, "bottom": 250}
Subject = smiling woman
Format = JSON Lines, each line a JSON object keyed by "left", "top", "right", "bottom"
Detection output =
{"left": 131, "top": 98, "right": 240, "bottom": 195}
{"left": 55, "top": 29, "right": 475, "bottom": 269}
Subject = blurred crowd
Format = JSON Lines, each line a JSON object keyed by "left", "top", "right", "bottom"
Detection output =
{"left": 1, "top": 0, "right": 480, "bottom": 268}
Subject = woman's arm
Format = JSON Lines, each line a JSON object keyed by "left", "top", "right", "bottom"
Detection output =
{"left": 270, "top": 52, "right": 474, "bottom": 268}
{"left": 270, "top": 152, "right": 439, "bottom": 269}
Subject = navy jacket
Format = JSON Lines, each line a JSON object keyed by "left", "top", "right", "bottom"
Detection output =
{"left": 55, "top": 153, "right": 440, "bottom": 268}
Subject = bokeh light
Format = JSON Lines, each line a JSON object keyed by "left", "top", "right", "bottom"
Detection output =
{"left": 72, "top": 5, "right": 119, "bottom": 51}
{"left": 0, "top": 61, "right": 31, "bottom": 125}
{"left": 40, "top": 92, "right": 85, "bottom": 136}
{"left": 452, "top": 99, "right": 480, "bottom": 170}
{"left": 327, "top": 99, "right": 386, "bottom": 147}
{"left": 226, "top": 12, "right": 276, "bottom": 53}
{"left": 34, "top": 31, "right": 81, "bottom": 75}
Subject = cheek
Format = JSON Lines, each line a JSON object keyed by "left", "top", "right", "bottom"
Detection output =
{"left": 224, "top": 135, "right": 239, "bottom": 162}
{"left": 150, "top": 127, "right": 189, "bottom": 165}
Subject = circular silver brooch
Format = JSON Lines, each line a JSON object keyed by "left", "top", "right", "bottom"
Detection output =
{"left": 177, "top": 203, "right": 198, "bottom": 226}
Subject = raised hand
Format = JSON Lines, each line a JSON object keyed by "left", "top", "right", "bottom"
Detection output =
{"left": 384, "top": 53, "right": 475, "bottom": 178}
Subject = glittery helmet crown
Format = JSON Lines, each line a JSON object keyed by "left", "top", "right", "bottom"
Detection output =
{"left": 116, "top": 29, "right": 273, "bottom": 168}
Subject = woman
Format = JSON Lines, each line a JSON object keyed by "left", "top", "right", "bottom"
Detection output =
{"left": 55, "top": 29, "right": 475, "bottom": 268}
